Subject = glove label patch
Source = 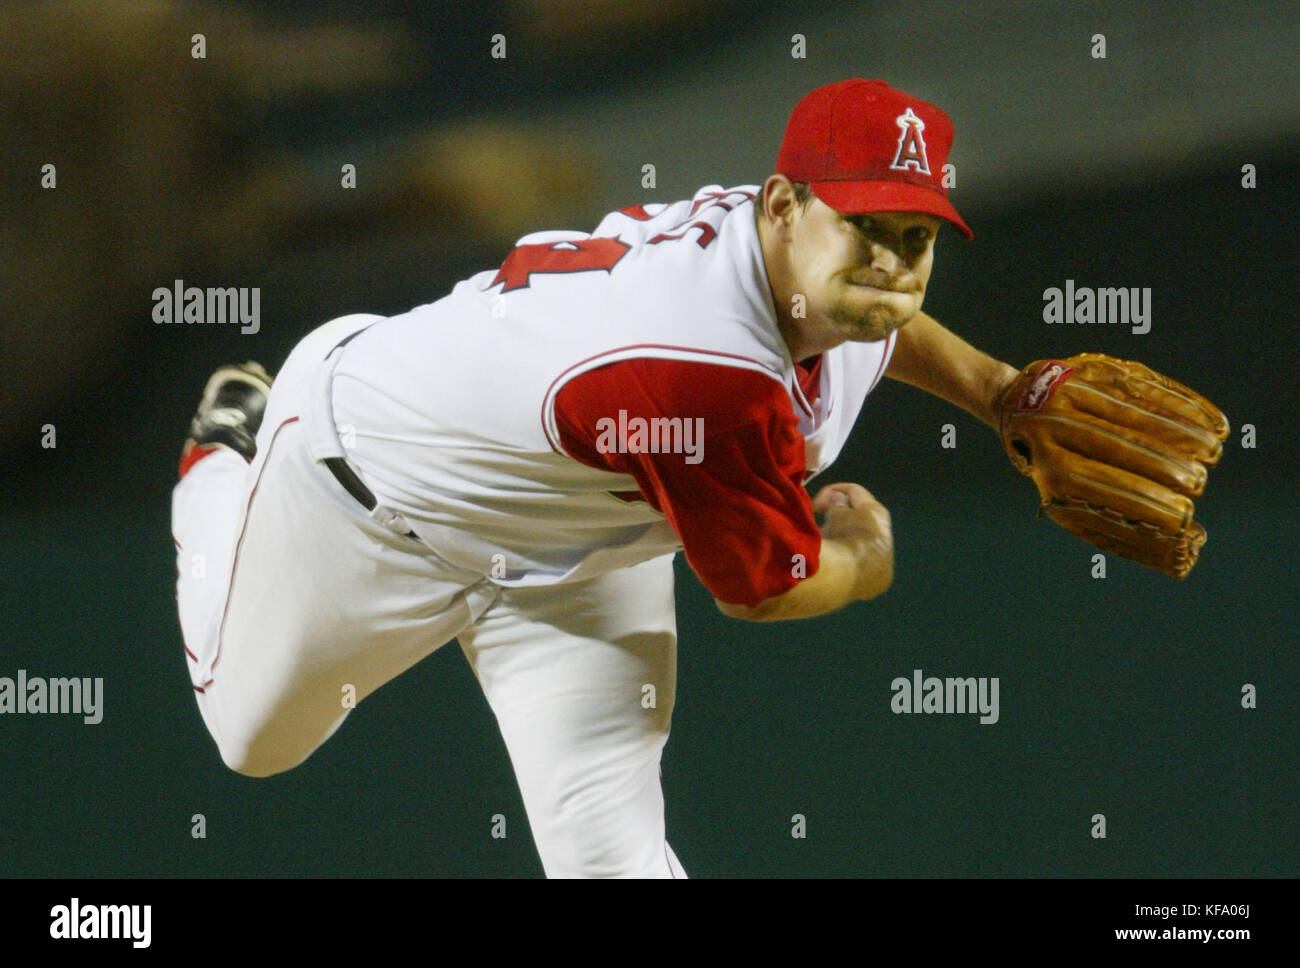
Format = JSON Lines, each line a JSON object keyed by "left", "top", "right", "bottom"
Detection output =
{"left": 1016, "top": 361, "right": 1075, "bottom": 411}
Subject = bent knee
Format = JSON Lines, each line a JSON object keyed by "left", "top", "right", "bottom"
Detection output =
{"left": 218, "top": 742, "right": 287, "bottom": 778}
{"left": 203, "top": 684, "right": 348, "bottom": 777}
{"left": 216, "top": 728, "right": 311, "bottom": 778}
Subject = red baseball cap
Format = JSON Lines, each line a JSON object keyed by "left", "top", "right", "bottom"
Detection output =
{"left": 777, "top": 79, "right": 972, "bottom": 239}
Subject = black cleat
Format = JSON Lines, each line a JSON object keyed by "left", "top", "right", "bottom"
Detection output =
{"left": 185, "top": 362, "right": 274, "bottom": 462}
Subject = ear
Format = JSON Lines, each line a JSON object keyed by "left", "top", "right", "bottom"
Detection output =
{"left": 759, "top": 172, "right": 795, "bottom": 242}
{"left": 760, "top": 175, "right": 799, "bottom": 236}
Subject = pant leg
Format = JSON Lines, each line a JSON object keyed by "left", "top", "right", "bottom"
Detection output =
{"left": 172, "top": 447, "right": 248, "bottom": 677}
{"left": 457, "top": 553, "right": 686, "bottom": 878}
{"left": 172, "top": 316, "right": 498, "bottom": 777}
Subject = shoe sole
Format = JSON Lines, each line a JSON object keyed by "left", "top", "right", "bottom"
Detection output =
{"left": 196, "top": 362, "right": 273, "bottom": 414}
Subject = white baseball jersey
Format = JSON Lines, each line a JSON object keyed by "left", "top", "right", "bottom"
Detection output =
{"left": 318, "top": 185, "right": 896, "bottom": 586}
{"left": 175, "top": 184, "right": 896, "bottom": 879}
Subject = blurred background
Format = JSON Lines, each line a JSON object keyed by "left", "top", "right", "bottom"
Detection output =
{"left": 1, "top": 0, "right": 1296, "bottom": 876}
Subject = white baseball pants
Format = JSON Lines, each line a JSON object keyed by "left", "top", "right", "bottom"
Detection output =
{"left": 172, "top": 315, "right": 687, "bottom": 877}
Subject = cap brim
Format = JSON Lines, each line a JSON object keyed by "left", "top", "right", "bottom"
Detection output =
{"left": 810, "top": 180, "right": 973, "bottom": 240}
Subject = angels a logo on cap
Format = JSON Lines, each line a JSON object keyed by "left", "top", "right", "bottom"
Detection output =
{"left": 776, "top": 79, "right": 972, "bottom": 237}
{"left": 889, "top": 107, "right": 931, "bottom": 175}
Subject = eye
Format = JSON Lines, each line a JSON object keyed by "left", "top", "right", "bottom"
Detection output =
{"left": 903, "top": 227, "right": 932, "bottom": 252}
{"left": 848, "top": 215, "right": 876, "bottom": 235}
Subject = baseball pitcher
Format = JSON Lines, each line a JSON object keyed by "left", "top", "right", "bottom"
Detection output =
{"left": 171, "top": 79, "right": 1227, "bottom": 877}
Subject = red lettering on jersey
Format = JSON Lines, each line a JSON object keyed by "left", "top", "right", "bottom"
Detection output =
{"left": 491, "top": 237, "right": 631, "bottom": 293}
{"left": 649, "top": 221, "right": 717, "bottom": 248}
{"left": 689, "top": 189, "right": 753, "bottom": 216}
{"left": 492, "top": 190, "right": 756, "bottom": 290}
{"left": 650, "top": 189, "right": 753, "bottom": 249}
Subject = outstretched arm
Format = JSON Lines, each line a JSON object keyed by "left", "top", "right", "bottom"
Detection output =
{"left": 885, "top": 310, "right": 1019, "bottom": 430}
{"left": 887, "top": 315, "right": 1230, "bottom": 579}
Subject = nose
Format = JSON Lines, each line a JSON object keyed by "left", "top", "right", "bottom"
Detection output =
{"left": 869, "top": 240, "right": 904, "bottom": 277}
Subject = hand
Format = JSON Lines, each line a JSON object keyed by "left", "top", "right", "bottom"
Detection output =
{"left": 812, "top": 483, "right": 894, "bottom": 598}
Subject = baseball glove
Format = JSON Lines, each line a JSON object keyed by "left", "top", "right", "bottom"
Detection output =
{"left": 995, "top": 353, "right": 1229, "bottom": 578}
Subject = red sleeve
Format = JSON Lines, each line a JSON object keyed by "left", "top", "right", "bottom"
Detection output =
{"left": 553, "top": 357, "right": 820, "bottom": 607}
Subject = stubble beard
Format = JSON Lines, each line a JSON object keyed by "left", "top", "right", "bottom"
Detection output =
{"left": 831, "top": 298, "right": 912, "bottom": 343}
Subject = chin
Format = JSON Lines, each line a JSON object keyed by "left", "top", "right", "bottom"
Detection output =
{"left": 844, "top": 321, "right": 895, "bottom": 343}
{"left": 837, "top": 306, "right": 912, "bottom": 342}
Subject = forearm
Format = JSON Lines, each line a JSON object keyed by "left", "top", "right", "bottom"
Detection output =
{"left": 715, "top": 534, "right": 891, "bottom": 622}
{"left": 886, "top": 311, "right": 1018, "bottom": 430}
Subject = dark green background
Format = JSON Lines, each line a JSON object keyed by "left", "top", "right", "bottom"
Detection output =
{"left": 4, "top": 161, "right": 1295, "bottom": 877}
{"left": 3, "top": 0, "right": 1297, "bottom": 877}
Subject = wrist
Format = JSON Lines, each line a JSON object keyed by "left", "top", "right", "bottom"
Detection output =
{"left": 981, "top": 362, "right": 1020, "bottom": 431}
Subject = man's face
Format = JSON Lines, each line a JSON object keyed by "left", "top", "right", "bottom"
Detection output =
{"left": 787, "top": 197, "right": 940, "bottom": 342}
